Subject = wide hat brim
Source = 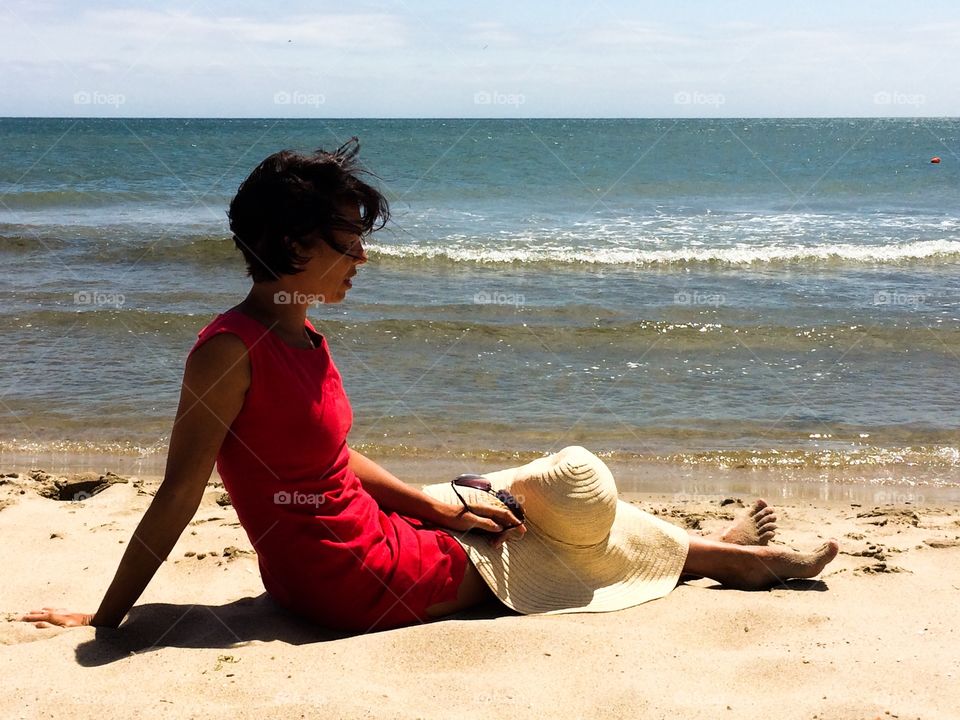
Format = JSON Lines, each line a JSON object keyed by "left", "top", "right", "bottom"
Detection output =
{"left": 421, "top": 451, "right": 690, "bottom": 615}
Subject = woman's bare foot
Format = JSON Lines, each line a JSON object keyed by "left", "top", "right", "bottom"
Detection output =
{"left": 708, "top": 499, "right": 778, "bottom": 546}
{"left": 682, "top": 536, "right": 840, "bottom": 590}
{"left": 735, "top": 540, "right": 840, "bottom": 589}
{"left": 680, "top": 499, "right": 779, "bottom": 582}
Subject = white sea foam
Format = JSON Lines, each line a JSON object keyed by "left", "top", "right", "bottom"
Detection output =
{"left": 369, "top": 238, "right": 960, "bottom": 267}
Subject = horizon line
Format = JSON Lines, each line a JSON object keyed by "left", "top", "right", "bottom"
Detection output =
{"left": 0, "top": 115, "right": 956, "bottom": 121}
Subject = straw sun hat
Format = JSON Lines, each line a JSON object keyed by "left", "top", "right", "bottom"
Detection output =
{"left": 421, "top": 446, "right": 690, "bottom": 615}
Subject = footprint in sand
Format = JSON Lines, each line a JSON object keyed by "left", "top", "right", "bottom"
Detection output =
{"left": 855, "top": 507, "right": 920, "bottom": 527}
{"left": 21, "top": 469, "right": 128, "bottom": 502}
{"left": 922, "top": 538, "right": 960, "bottom": 549}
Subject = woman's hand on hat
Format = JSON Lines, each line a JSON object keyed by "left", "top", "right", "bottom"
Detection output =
{"left": 436, "top": 503, "right": 526, "bottom": 549}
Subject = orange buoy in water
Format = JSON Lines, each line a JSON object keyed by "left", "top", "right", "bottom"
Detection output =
{"left": 930, "top": 156, "right": 941, "bottom": 164}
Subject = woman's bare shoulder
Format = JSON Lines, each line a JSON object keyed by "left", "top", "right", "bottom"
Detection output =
{"left": 185, "top": 330, "right": 251, "bottom": 391}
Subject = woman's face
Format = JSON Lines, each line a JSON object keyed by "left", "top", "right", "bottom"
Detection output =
{"left": 292, "top": 205, "right": 368, "bottom": 304}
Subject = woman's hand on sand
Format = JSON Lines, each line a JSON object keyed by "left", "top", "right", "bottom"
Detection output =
{"left": 437, "top": 503, "right": 527, "bottom": 549}
{"left": 20, "top": 608, "right": 95, "bottom": 629}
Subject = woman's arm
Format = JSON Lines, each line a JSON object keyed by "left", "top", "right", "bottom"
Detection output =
{"left": 348, "top": 448, "right": 525, "bottom": 548}
{"left": 348, "top": 448, "right": 450, "bottom": 524}
{"left": 22, "top": 333, "right": 250, "bottom": 629}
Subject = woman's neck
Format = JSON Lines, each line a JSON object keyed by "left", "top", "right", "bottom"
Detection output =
{"left": 235, "top": 286, "right": 311, "bottom": 342}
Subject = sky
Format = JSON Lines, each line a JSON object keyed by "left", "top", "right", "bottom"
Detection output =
{"left": 1, "top": 0, "right": 956, "bottom": 118}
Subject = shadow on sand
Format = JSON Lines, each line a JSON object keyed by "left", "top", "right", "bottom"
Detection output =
{"left": 698, "top": 578, "right": 832, "bottom": 592}
{"left": 73, "top": 579, "right": 826, "bottom": 666}
{"left": 74, "top": 594, "right": 513, "bottom": 666}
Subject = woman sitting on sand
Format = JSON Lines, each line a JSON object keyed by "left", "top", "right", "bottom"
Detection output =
{"left": 23, "top": 140, "right": 838, "bottom": 633}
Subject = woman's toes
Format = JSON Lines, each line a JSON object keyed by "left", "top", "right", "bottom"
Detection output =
{"left": 809, "top": 540, "right": 840, "bottom": 571}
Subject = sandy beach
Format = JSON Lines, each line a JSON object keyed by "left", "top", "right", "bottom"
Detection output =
{"left": 2, "top": 460, "right": 958, "bottom": 720}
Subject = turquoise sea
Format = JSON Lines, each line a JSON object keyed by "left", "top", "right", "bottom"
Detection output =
{"left": 1, "top": 118, "right": 958, "bottom": 484}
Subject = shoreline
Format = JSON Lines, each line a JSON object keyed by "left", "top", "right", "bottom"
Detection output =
{"left": 2, "top": 448, "right": 959, "bottom": 504}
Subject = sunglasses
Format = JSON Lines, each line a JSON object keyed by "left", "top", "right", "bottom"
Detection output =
{"left": 325, "top": 218, "right": 367, "bottom": 261}
{"left": 451, "top": 473, "right": 525, "bottom": 528}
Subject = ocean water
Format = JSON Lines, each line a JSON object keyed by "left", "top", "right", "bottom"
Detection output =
{"left": 1, "top": 118, "right": 958, "bottom": 484}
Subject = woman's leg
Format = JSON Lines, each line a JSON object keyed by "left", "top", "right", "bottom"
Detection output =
{"left": 424, "top": 561, "right": 496, "bottom": 619}
{"left": 682, "top": 535, "right": 839, "bottom": 589}
{"left": 424, "top": 536, "right": 840, "bottom": 620}
{"left": 679, "top": 498, "right": 779, "bottom": 582}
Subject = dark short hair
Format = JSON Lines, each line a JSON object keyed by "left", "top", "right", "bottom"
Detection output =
{"left": 227, "top": 137, "right": 389, "bottom": 282}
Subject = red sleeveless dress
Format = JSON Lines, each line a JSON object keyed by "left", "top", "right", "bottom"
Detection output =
{"left": 188, "top": 309, "right": 469, "bottom": 631}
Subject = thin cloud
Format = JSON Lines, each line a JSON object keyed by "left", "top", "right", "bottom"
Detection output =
{"left": 579, "top": 22, "right": 694, "bottom": 48}
{"left": 3, "top": 8, "right": 409, "bottom": 57}
{"left": 465, "top": 21, "right": 524, "bottom": 47}
{"left": 0, "top": 2, "right": 956, "bottom": 116}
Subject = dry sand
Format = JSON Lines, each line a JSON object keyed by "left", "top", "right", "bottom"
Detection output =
{"left": 1, "top": 464, "right": 958, "bottom": 720}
